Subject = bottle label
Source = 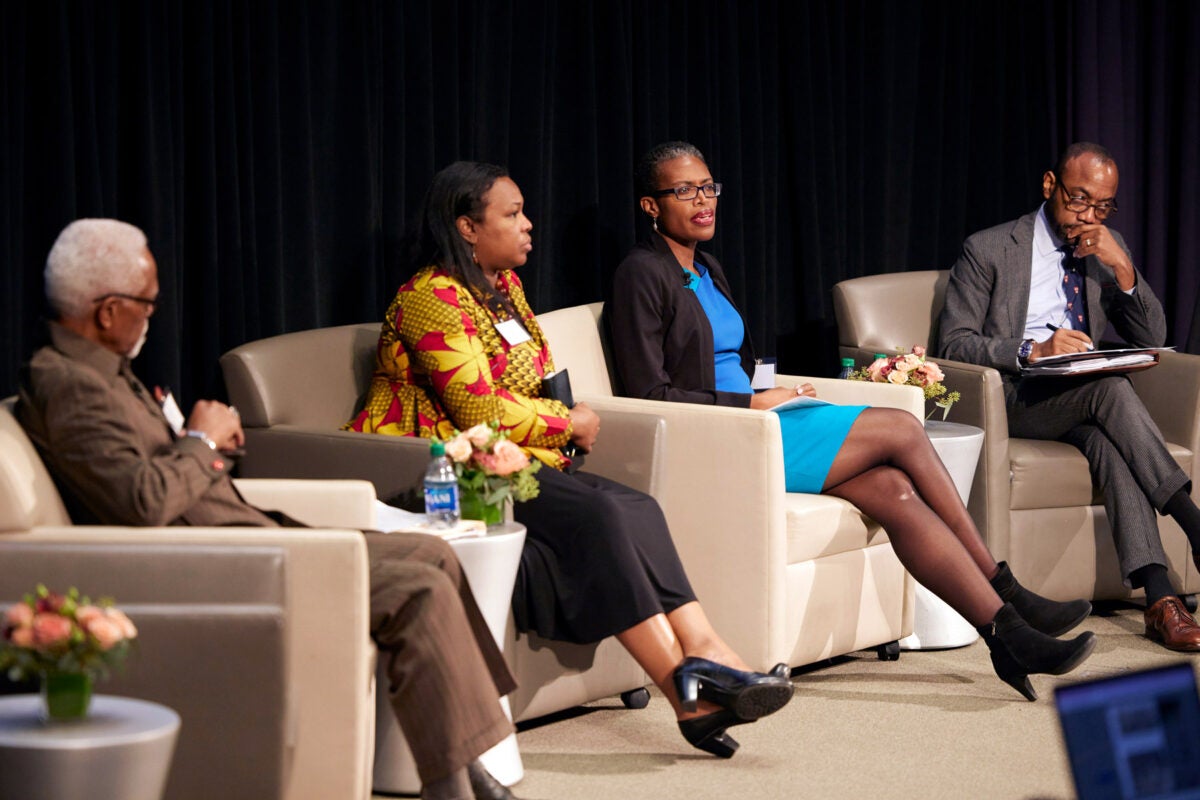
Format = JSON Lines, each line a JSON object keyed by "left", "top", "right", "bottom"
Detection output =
{"left": 425, "top": 483, "right": 459, "bottom": 512}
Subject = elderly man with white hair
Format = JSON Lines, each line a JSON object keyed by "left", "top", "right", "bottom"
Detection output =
{"left": 17, "top": 218, "right": 524, "bottom": 800}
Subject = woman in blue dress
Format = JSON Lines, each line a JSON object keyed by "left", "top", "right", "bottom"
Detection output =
{"left": 607, "top": 141, "right": 1096, "bottom": 701}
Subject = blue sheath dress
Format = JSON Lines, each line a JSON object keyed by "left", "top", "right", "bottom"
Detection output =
{"left": 691, "top": 267, "right": 865, "bottom": 493}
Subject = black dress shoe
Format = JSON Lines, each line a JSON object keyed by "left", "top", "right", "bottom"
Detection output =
{"left": 467, "top": 761, "right": 520, "bottom": 800}
{"left": 671, "top": 656, "right": 793, "bottom": 719}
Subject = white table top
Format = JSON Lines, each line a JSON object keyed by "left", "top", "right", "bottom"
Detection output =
{"left": 0, "top": 695, "right": 180, "bottom": 749}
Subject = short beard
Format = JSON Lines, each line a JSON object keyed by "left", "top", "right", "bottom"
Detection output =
{"left": 126, "top": 320, "right": 149, "bottom": 359}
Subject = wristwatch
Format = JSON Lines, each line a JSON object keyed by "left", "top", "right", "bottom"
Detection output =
{"left": 184, "top": 429, "right": 217, "bottom": 450}
{"left": 1017, "top": 339, "right": 1034, "bottom": 363}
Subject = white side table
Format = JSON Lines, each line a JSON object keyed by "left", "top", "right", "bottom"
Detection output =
{"left": 373, "top": 522, "right": 527, "bottom": 794}
{"left": 898, "top": 420, "right": 985, "bottom": 650}
{"left": 0, "top": 695, "right": 180, "bottom": 800}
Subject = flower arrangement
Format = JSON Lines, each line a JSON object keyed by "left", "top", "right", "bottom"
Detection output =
{"left": 1, "top": 585, "right": 138, "bottom": 683}
{"left": 442, "top": 422, "right": 542, "bottom": 524}
{"left": 850, "top": 345, "right": 961, "bottom": 420}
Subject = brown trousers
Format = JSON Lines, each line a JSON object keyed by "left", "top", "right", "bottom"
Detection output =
{"left": 365, "top": 532, "right": 517, "bottom": 784}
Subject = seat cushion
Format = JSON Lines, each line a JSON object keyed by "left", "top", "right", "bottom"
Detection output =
{"left": 1010, "top": 437, "right": 1193, "bottom": 510}
{"left": 785, "top": 492, "right": 891, "bottom": 563}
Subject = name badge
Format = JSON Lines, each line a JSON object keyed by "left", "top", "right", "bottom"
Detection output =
{"left": 161, "top": 390, "right": 186, "bottom": 434}
{"left": 751, "top": 358, "right": 777, "bottom": 390}
{"left": 496, "top": 318, "right": 531, "bottom": 346}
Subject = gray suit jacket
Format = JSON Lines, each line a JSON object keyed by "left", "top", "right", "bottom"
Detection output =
{"left": 935, "top": 210, "right": 1166, "bottom": 390}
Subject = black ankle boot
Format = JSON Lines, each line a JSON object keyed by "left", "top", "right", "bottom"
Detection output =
{"left": 977, "top": 602, "right": 1097, "bottom": 701}
{"left": 990, "top": 561, "right": 1092, "bottom": 637}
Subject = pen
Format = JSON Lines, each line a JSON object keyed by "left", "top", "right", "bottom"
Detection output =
{"left": 1045, "top": 323, "right": 1095, "bottom": 351}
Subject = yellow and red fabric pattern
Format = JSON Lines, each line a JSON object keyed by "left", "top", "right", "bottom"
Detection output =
{"left": 345, "top": 266, "right": 573, "bottom": 470}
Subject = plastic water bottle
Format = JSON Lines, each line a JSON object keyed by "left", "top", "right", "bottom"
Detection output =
{"left": 423, "top": 440, "right": 460, "bottom": 528}
{"left": 837, "top": 357, "right": 855, "bottom": 379}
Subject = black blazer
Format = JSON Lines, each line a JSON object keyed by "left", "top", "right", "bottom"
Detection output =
{"left": 606, "top": 234, "right": 756, "bottom": 408}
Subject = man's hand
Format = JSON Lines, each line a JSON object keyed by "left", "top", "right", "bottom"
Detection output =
{"left": 1071, "top": 223, "right": 1135, "bottom": 291}
{"left": 185, "top": 400, "right": 245, "bottom": 452}
{"left": 749, "top": 384, "right": 813, "bottom": 410}
{"left": 568, "top": 401, "right": 600, "bottom": 453}
{"left": 1030, "top": 329, "right": 1094, "bottom": 361}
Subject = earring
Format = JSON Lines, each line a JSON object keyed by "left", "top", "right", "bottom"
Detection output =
{"left": 652, "top": 217, "right": 658, "bottom": 232}
{"left": 472, "top": 247, "right": 479, "bottom": 264}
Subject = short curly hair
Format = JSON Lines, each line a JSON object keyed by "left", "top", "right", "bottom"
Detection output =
{"left": 634, "top": 141, "right": 707, "bottom": 199}
{"left": 45, "top": 219, "right": 150, "bottom": 319}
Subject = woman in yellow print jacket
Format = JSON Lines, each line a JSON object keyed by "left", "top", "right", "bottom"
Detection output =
{"left": 348, "top": 161, "right": 792, "bottom": 758}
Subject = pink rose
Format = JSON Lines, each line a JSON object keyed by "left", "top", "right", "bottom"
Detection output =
{"left": 443, "top": 434, "right": 473, "bottom": 463}
{"left": 464, "top": 424, "right": 493, "bottom": 448}
{"left": 105, "top": 608, "right": 138, "bottom": 640}
{"left": 9, "top": 627, "right": 34, "bottom": 648}
{"left": 866, "top": 358, "right": 889, "bottom": 382}
{"left": 489, "top": 439, "right": 530, "bottom": 476}
{"left": 74, "top": 605, "right": 103, "bottom": 628}
{"left": 85, "top": 616, "right": 124, "bottom": 651}
{"left": 31, "top": 613, "right": 72, "bottom": 649}
{"left": 896, "top": 353, "right": 922, "bottom": 372}
{"left": 4, "top": 602, "right": 33, "bottom": 629}
{"left": 912, "top": 345, "right": 926, "bottom": 357}
{"left": 917, "top": 361, "right": 945, "bottom": 384}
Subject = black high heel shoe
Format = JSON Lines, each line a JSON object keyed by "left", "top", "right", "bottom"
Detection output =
{"left": 990, "top": 561, "right": 1092, "bottom": 637}
{"left": 977, "top": 602, "right": 1097, "bottom": 701}
{"left": 672, "top": 657, "right": 794, "bottom": 719}
{"left": 678, "top": 709, "right": 744, "bottom": 758}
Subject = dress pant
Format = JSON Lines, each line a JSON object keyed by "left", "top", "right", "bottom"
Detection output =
{"left": 365, "top": 532, "right": 517, "bottom": 784}
{"left": 1006, "top": 374, "right": 1191, "bottom": 581}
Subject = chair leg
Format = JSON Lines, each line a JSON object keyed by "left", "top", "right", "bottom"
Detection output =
{"left": 875, "top": 641, "right": 901, "bottom": 661}
{"left": 1182, "top": 594, "right": 1198, "bottom": 613}
{"left": 620, "top": 687, "right": 651, "bottom": 709}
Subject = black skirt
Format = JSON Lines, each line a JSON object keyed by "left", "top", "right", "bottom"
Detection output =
{"left": 511, "top": 467, "right": 697, "bottom": 644}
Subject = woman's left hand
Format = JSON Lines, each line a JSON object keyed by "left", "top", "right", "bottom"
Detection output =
{"left": 797, "top": 383, "right": 817, "bottom": 398}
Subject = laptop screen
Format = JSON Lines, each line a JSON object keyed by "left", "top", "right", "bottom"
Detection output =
{"left": 1055, "top": 663, "right": 1200, "bottom": 800}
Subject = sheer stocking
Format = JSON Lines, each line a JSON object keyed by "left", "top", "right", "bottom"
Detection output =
{"left": 823, "top": 408, "right": 1002, "bottom": 626}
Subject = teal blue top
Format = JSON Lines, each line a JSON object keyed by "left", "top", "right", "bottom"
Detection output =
{"left": 689, "top": 265, "right": 753, "bottom": 394}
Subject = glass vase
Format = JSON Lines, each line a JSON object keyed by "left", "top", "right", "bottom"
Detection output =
{"left": 40, "top": 671, "right": 93, "bottom": 721}
{"left": 459, "top": 488, "right": 505, "bottom": 527}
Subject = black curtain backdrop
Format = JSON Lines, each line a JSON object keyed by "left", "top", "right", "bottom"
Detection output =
{"left": 2, "top": 0, "right": 1197, "bottom": 403}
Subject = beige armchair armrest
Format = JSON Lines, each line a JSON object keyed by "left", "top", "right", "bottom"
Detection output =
{"left": 583, "top": 406, "right": 666, "bottom": 497}
{"left": 775, "top": 374, "right": 924, "bottom": 417}
{"left": 1130, "top": 351, "right": 1200, "bottom": 478}
{"left": 233, "top": 478, "right": 378, "bottom": 530}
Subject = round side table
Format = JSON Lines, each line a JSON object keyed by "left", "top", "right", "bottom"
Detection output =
{"left": 898, "top": 420, "right": 985, "bottom": 650}
{"left": 373, "top": 522, "right": 527, "bottom": 795}
{"left": 0, "top": 695, "right": 180, "bottom": 800}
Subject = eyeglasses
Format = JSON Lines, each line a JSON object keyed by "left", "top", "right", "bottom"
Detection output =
{"left": 652, "top": 183, "right": 723, "bottom": 201}
{"left": 93, "top": 293, "right": 158, "bottom": 315}
{"left": 1053, "top": 173, "right": 1118, "bottom": 219}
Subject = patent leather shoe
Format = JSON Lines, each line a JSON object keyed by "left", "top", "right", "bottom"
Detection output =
{"left": 678, "top": 709, "right": 744, "bottom": 758}
{"left": 1144, "top": 596, "right": 1200, "bottom": 652}
{"left": 672, "top": 656, "right": 793, "bottom": 719}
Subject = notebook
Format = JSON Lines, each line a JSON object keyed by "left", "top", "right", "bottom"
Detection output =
{"left": 1055, "top": 662, "right": 1200, "bottom": 800}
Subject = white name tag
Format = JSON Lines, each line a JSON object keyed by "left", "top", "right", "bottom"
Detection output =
{"left": 496, "top": 318, "right": 531, "bottom": 346}
{"left": 161, "top": 390, "right": 186, "bottom": 434}
{"left": 751, "top": 358, "right": 777, "bottom": 390}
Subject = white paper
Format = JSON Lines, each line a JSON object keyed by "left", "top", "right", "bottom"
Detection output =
{"left": 496, "top": 318, "right": 531, "bottom": 346}
{"left": 372, "top": 501, "right": 486, "bottom": 540}
{"left": 751, "top": 360, "right": 777, "bottom": 390}
{"left": 161, "top": 391, "right": 186, "bottom": 434}
{"left": 767, "top": 395, "right": 833, "bottom": 413}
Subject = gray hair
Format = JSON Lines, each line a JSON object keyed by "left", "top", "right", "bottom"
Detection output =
{"left": 634, "top": 141, "right": 707, "bottom": 199}
{"left": 45, "top": 219, "right": 150, "bottom": 319}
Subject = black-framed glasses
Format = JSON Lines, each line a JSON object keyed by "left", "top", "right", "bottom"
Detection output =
{"left": 93, "top": 293, "right": 158, "bottom": 314}
{"left": 652, "top": 182, "right": 723, "bottom": 201}
{"left": 1053, "top": 173, "right": 1118, "bottom": 219}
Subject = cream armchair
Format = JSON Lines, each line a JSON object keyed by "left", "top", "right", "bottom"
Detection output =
{"left": 536, "top": 302, "right": 921, "bottom": 671}
{"left": 219, "top": 326, "right": 659, "bottom": 723}
{"left": 0, "top": 400, "right": 375, "bottom": 800}
{"left": 833, "top": 270, "right": 1200, "bottom": 603}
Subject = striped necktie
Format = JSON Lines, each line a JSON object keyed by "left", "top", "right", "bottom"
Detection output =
{"left": 1059, "top": 246, "right": 1089, "bottom": 333}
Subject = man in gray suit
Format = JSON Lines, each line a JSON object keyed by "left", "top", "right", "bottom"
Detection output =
{"left": 937, "top": 142, "right": 1200, "bottom": 652}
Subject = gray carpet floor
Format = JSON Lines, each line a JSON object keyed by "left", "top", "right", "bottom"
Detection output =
{"left": 379, "top": 602, "right": 1198, "bottom": 800}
